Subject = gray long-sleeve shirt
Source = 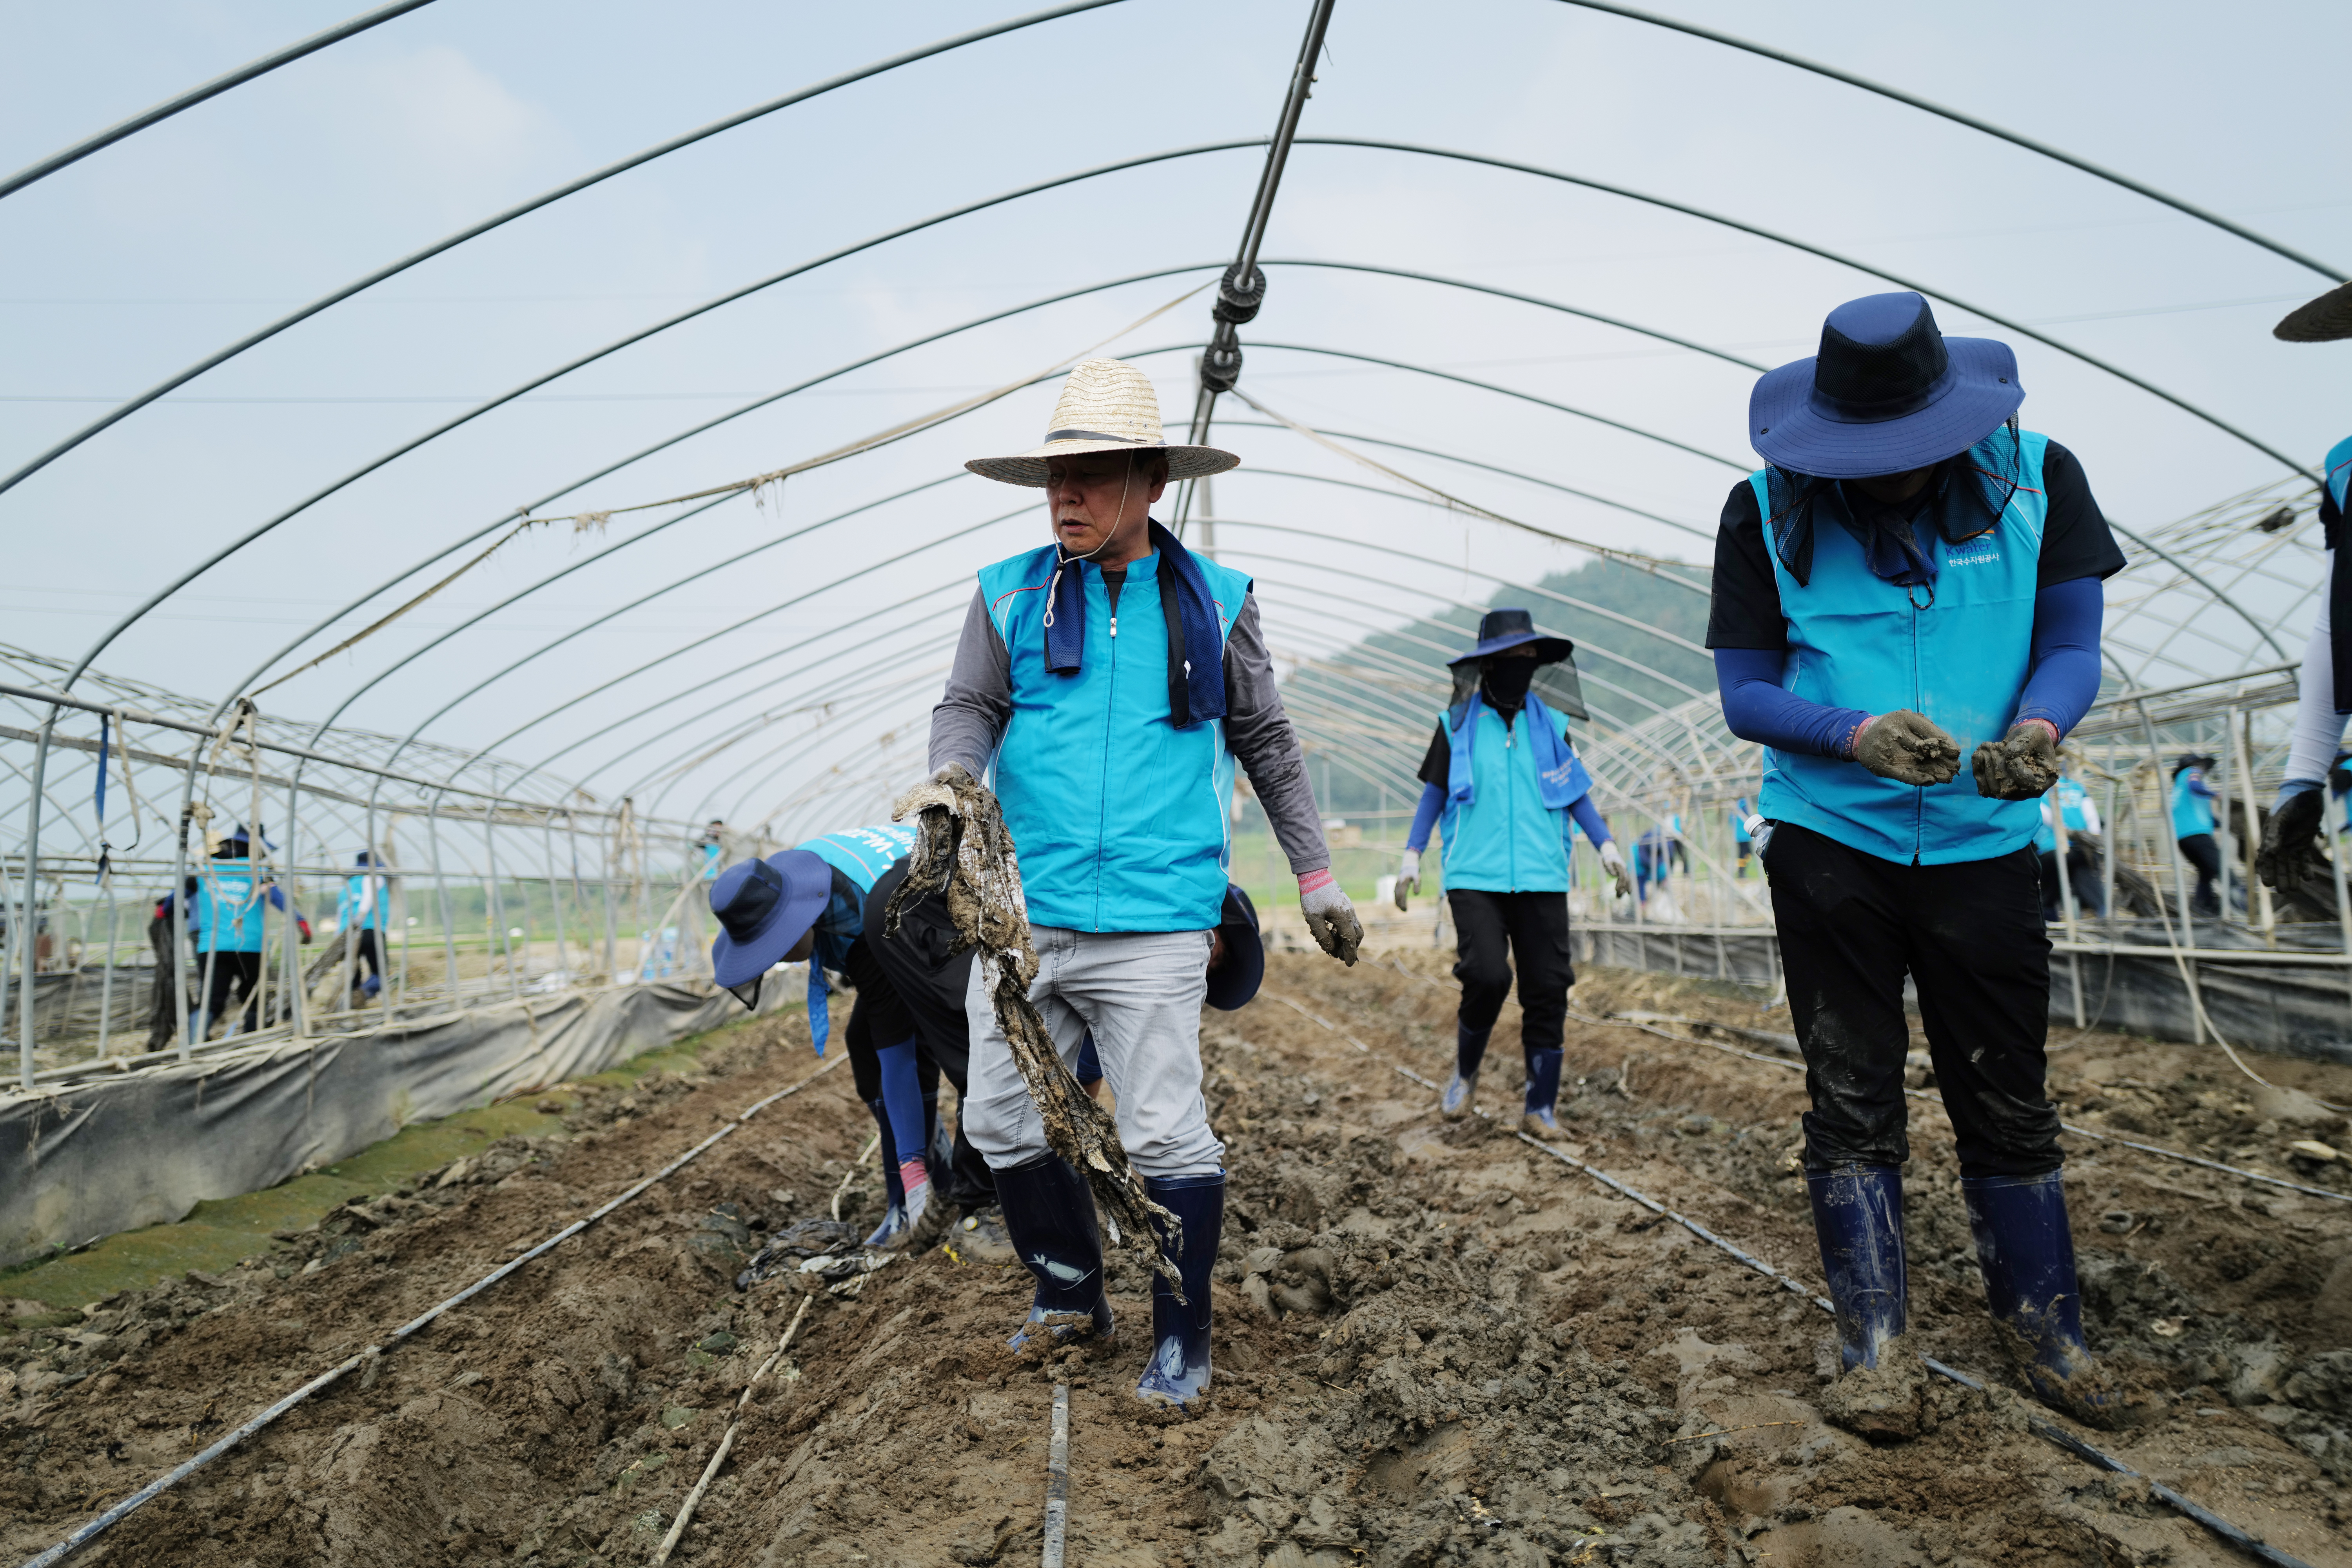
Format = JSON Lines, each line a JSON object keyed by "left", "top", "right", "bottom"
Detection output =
{"left": 929, "top": 584, "right": 1332, "bottom": 875}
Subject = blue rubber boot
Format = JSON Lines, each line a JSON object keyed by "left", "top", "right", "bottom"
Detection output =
{"left": 1807, "top": 1163, "right": 1907, "bottom": 1371}
{"left": 1442, "top": 1022, "right": 1491, "bottom": 1120}
{"left": 1963, "top": 1171, "right": 2117, "bottom": 1419}
{"left": 993, "top": 1154, "right": 1113, "bottom": 1352}
{"left": 1136, "top": 1172, "right": 1224, "bottom": 1408}
{"left": 1519, "top": 1048, "right": 1565, "bottom": 1137}
{"left": 861, "top": 1099, "right": 908, "bottom": 1249}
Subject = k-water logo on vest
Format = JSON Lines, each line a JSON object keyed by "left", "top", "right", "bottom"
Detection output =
{"left": 1945, "top": 546, "right": 2001, "bottom": 568}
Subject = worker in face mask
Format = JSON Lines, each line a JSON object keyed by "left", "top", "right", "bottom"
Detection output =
{"left": 1396, "top": 609, "right": 1631, "bottom": 1138}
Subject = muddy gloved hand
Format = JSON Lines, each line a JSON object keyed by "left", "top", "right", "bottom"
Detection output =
{"left": 2258, "top": 784, "right": 2328, "bottom": 896}
{"left": 1971, "top": 720, "right": 2061, "bottom": 800}
{"left": 1597, "top": 840, "right": 1633, "bottom": 898}
{"left": 1394, "top": 850, "right": 1420, "bottom": 911}
{"left": 928, "top": 760, "right": 977, "bottom": 790}
{"left": 1299, "top": 871, "right": 1362, "bottom": 965}
{"left": 1849, "top": 710, "right": 1962, "bottom": 786}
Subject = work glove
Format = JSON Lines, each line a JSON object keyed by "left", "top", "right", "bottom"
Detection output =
{"left": 1850, "top": 710, "right": 1961, "bottom": 786}
{"left": 1971, "top": 720, "right": 2061, "bottom": 801}
{"left": 2257, "top": 784, "right": 2328, "bottom": 898}
{"left": 1395, "top": 849, "right": 1420, "bottom": 911}
{"left": 1597, "top": 839, "right": 1633, "bottom": 898}
{"left": 1299, "top": 871, "right": 1362, "bottom": 966}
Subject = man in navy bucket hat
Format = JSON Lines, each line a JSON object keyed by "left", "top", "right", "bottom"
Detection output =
{"left": 1707, "top": 292, "right": 2131, "bottom": 1424}
{"left": 710, "top": 824, "right": 973, "bottom": 1251}
{"left": 1396, "top": 608, "right": 1632, "bottom": 1136}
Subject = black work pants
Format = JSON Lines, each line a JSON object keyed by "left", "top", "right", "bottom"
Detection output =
{"left": 353, "top": 927, "right": 383, "bottom": 982}
{"left": 1765, "top": 822, "right": 2061, "bottom": 1179}
{"left": 2035, "top": 844, "right": 2104, "bottom": 919}
{"left": 852, "top": 861, "right": 995, "bottom": 1210}
{"left": 200, "top": 950, "right": 264, "bottom": 1037}
{"left": 1448, "top": 888, "right": 1573, "bottom": 1055}
{"left": 2178, "top": 833, "right": 2221, "bottom": 916}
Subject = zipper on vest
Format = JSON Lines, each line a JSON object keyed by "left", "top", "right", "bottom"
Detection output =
{"left": 1109, "top": 615, "right": 1117, "bottom": 638}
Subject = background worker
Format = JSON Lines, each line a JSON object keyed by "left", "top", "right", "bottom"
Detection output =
{"left": 2170, "top": 755, "right": 2224, "bottom": 918}
{"left": 932, "top": 358, "right": 1358, "bottom": 1409}
{"left": 1731, "top": 797, "right": 1754, "bottom": 877}
{"left": 337, "top": 851, "right": 388, "bottom": 1002}
{"left": 191, "top": 824, "right": 309, "bottom": 1039}
{"left": 707, "top": 822, "right": 954, "bottom": 1249}
{"left": 1396, "top": 609, "right": 1631, "bottom": 1136}
{"left": 2258, "top": 285, "right": 2352, "bottom": 907}
{"left": 1706, "top": 292, "right": 2127, "bottom": 1420}
{"left": 2034, "top": 758, "right": 2105, "bottom": 921}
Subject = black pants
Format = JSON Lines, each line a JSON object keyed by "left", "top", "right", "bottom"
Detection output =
{"left": 848, "top": 861, "right": 994, "bottom": 1210}
{"left": 2178, "top": 833, "right": 2222, "bottom": 916}
{"left": 2035, "top": 844, "right": 2104, "bottom": 918}
{"left": 1448, "top": 888, "right": 1573, "bottom": 1055}
{"left": 200, "top": 950, "right": 263, "bottom": 1036}
{"left": 1765, "top": 822, "right": 2061, "bottom": 1179}
{"left": 352, "top": 927, "right": 383, "bottom": 982}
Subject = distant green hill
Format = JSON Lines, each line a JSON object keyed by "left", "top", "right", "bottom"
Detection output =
{"left": 1274, "top": 557, "right": 1715, "bottom": 821}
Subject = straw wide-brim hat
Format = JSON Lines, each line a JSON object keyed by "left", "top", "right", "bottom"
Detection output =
{"left": 965, "top": 358, "right": 1238, "bottom": 487}
{"left": 2276, "top": 281, "right": 2352, "bottom": 343}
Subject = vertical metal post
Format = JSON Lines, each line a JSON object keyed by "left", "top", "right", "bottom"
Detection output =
{"left": 2233, "top": 708, "right": 2274, "bottom": 945}
{"left": 2139, "top": 703, "right": 2205, "bottom": 1044}
{"left": 601, "top": 811, "right": 619, "bottom": 983}
{"left": 541, "top": 816, "right": 569, "bottom": 987}
{"left": 18, "top": 705, "right": 59, "bottom": 1089}
{"left": 2052, "top": 789, "right": 2085, "bottom": 1029}
{"left": 427, "top": 791, "right": 460, "bottom": 1004}
{"left": 2214, "top": 715, "right": 2235, "bottom": 922}
{"left": 96, "top": 880, "right": 119, "bottom": 1058}
{"left": 483, "top": 813, "right": 520, "bottom": 1001}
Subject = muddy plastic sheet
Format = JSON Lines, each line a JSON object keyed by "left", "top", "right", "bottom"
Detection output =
{"left": 0, "top": 980, "right": 766, "bottom": 1267}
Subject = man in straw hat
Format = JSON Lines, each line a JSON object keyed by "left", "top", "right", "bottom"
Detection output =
{"left": 931, "top": 357, "right": 1359, "bottom": 1408}
{"left": 1707, "top": 292, "right": 2133, "bottom": 1424}
{"left": 1395, "top": 608, "right": 1632, "bottom": 1136}
{"left": 2256, "top": 283, "right": 2352, "bottom": 911}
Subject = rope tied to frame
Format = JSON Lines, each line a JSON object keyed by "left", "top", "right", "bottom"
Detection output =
{"left": 884, "top": 762, "right": 1184, "bottom": 1297}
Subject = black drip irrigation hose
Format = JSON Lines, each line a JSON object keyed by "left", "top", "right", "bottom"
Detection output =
{"left": 16, "top": 1051, "right": 847, "bottom": 1568}
{"left": 1264, "top": 969, "right": 2317, "bottom": 1568}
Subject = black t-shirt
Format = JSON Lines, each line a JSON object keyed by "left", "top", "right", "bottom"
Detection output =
{"left": 1704, "top": 441, "right": 2129, "bottom": 650}
{"left": 1415, "top": 700, "right": 1532, "bottom": 787}
{"left": 2321, "top": 489, "right": 2343, "bottom": 553}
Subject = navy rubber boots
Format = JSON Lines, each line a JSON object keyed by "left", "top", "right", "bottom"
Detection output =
{"left": 993, "top": 1153, "right": 1114, "bottom": 1352}
{"left": 1443, "top": 1022, "right": 1491, "bottom": 1119}
{"left": 1807, "top": 1162, "right": 1907, "bottom": 1371}
{"left": 1963, "top": 1171, "right": 2098, "bottom": 1402}
{"left": 1136, "top": 1172, "right": 1224, "bottom": 1407}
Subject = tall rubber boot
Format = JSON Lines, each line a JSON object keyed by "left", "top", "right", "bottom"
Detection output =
{"left": 993, "top": 1153, "right": 1113, "bottom": 1352}
{"left": 1136, "top": 1172, "right": 1224, "bottom": 1408}
{"left": 1443, "top": 1022, "right": 1490, "bottom": 1120}
{"left": 1806, "top": 1163, "right": 1906, "bottom": 1371}
{"left": 1519, "top": 1047, "right": 1565, "bottom": 1139}
{"left": 861, "top": 1098, "right": 908, "bottom": 1249}
{"left": 1964, "top": 1171, "right": 2107, "bottom": 1412}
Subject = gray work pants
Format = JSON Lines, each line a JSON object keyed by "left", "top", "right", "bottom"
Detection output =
{"left": 962, "top": 925, "right": 1225, "bottom": 1179}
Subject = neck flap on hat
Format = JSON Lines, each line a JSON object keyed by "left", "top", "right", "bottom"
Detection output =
{"left": 1766, "top": 423, "right": 2025, "bottom": 590}
{"left": 1042, "top": 519, "right": 1228, "bottom": 726}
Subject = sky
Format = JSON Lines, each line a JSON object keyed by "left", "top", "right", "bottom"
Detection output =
{"left": 2, "top": 0, "right": 2347, "bottom": 838}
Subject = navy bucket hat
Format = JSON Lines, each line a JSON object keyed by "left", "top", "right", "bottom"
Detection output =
{"left": 1750, "top": 292, "right": 2023, "bottom": 479}
{"left": 1206, "top": 884, "right": 1266, "bottom": 1011}
{"left": 1447, "top": 608, "right": 1573, "bottom": 668}
{"left": 710, "top": 849, "right": 831, "bottom": 991}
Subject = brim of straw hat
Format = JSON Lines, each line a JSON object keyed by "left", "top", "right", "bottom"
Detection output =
{"left": 2275, "top": 281, "right": 2352, "bottom": 343}
{"left": 965, "top": 437, "right": 1239, "bottom": 488}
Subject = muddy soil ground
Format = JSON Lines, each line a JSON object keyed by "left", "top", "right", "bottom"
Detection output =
{"left": 3, "top": 951, "right": 2350, "bottom": 1566}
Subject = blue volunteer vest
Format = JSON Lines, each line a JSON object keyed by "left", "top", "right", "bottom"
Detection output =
{"left": 1754, "top": 426, "right": 2050, "bottom": 866}
{"left": 793, "top": 823, "right": 916, "bottom": 1053}
{"left": 2170, "top": 772, "right": 2215, "bottom": 839}
{"left": 2032, "top": 776, "right": 2091, "bottom": 853}
{"left": 339, "top": 874, "right": 385, "bottom": 932}
{"left": 977, "top": 544, "right": 1250, "bottom": 932}
{"left": 1436, "top": 699, "right": 1591, "bottom": 893}
{"left": 194, "top": 857, "right": 270, "bottom": 954}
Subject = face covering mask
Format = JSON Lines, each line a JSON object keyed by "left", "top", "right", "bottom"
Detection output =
{"left": 1481, "top": 658, "right": 1536, "bottom": 708}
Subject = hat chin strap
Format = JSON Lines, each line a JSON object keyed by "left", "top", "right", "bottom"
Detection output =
{"left": 1042, "top": 465, "right": 1136, "bottom": 630}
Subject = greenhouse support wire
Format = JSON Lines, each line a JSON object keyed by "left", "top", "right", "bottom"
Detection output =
{"left": 1256, "top": 976, "right": 2316, "bottom": 1564}
{"left": 15, "top": 1049, "right": 845, "bottom": 1568}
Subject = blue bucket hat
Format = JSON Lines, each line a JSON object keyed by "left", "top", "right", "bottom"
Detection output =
{"left": 222, "top": 823, "right": 274, "bottom": 853}
{"left": 710, "top": 850, "right": 830, "bottom": 992}
{"left": 1446, "top": 608, "right": 1572, "bottom": 668}
{"left": 1750, "top": 292, "right": 2022, "bottom": 479}
{"left": 1206, "top": 884, "right": 1266, "bottom": 1011}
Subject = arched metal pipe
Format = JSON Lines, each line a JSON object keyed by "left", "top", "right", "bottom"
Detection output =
{"left": 1550, "top": 0, "right": 2345, "bottom": 283}
{"left": 1291, "top": 138, "right": 2317, "bottom": 480}
{"left": 0, "top": 0, "right": 1131, "bottom": 506}
{"left": 0, "top": 0, "right": 440, "bottom": 201}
